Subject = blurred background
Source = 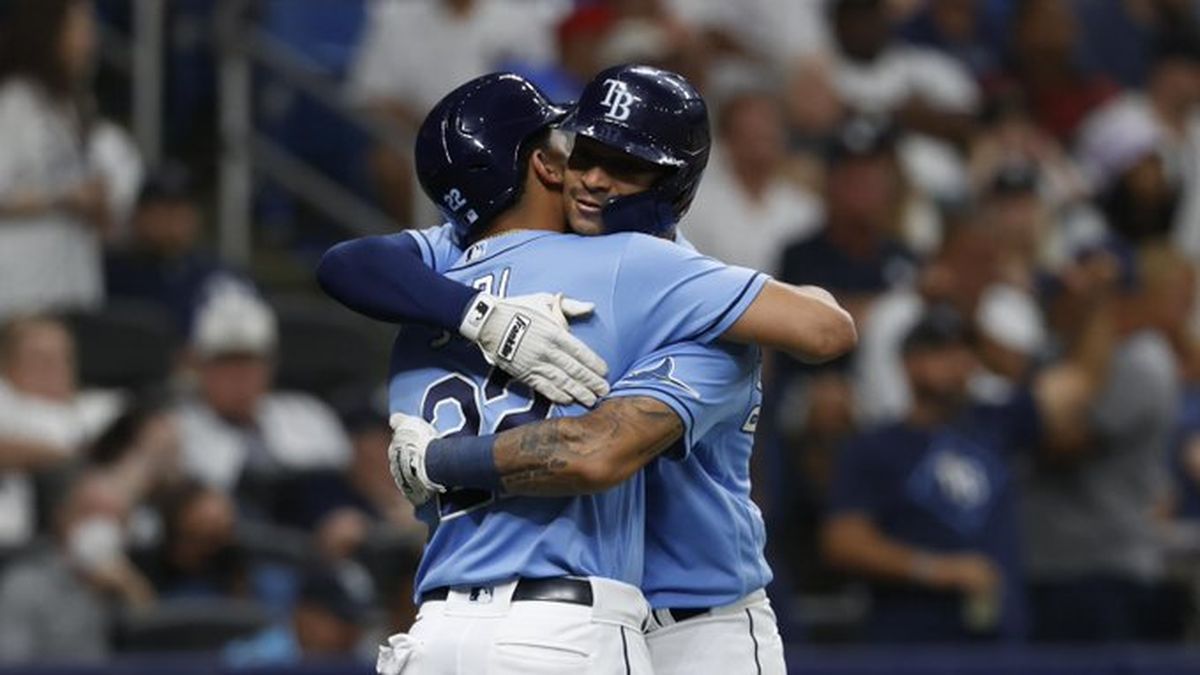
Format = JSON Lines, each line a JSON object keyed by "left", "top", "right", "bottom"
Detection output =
{"left": 4, "top": 0, "right": 1200, "bottom": 673}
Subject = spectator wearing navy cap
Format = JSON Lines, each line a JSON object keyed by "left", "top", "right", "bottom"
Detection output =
{"left": 780, "top": 116, "right": 917, "bottom": 327}
{"left": 822, "top": 279, "right": 1116, "bottom": 642}
{"left": 223, "top": 562, "right": 373, "bottom": 666}
{"left": 104, "top": 161, "right": 245, "bottom": 336}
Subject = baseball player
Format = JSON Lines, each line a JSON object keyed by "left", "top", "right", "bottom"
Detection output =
{"left": 387, "top": 68, "right": 820, "bottom": 674}
{"left": 322, "top": 68, "right": 853, "bottom": 674}
{"left": 371, "top": 72, "right": 772, "bottom": 675}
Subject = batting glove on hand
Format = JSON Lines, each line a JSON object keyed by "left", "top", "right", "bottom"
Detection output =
{"left": 388, "top": 413, "right": 444, "bottom": 507}
{"left": 459, "top": 292, "right": 610, "bottom": 406}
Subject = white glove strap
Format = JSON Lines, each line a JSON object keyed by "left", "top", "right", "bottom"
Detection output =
{"left": 459, "top": 292, "right": 497, "bottom": 342}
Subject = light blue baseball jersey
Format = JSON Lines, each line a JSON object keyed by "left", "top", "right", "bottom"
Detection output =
{"left": 608, "top": 343, "right": 773, "bottom": 609}
{"left": 388, "top": 230, "right": 767, "bottom": 596}
{"left": 406, "top": 223, "right": 463, "bottom": 273}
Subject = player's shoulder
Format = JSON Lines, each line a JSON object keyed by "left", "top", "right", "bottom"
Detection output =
{"left": 612, "top": 231, "right": 708, "bottom": 263}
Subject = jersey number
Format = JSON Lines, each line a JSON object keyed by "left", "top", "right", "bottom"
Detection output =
{"left": 420, "top": 368, "right": 552, "bottom": 520}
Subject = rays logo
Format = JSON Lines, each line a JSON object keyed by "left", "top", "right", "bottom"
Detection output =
{"left": 600, "top": 79, "right": 636, "bottom": 121}
{"left": 624, "top": 357, "right": 699, "bottom": 398}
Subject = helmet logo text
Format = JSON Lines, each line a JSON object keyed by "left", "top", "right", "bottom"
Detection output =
{"left": 600, "top": 79, "right": 636, "bottom": 122}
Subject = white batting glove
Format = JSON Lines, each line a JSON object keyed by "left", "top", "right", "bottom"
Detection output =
{"left": 459, "top": 292, "right": 610, "bottom": 406}
{"left": 388, "top": 413, "right": 444, "bottom": 507}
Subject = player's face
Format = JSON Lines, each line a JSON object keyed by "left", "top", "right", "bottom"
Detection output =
{"left": 563, "top": 136, "right": 667, "bottom": 235}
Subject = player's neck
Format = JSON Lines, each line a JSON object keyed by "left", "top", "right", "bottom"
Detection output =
{"left": 475, "top": 191, "right": 565, "bottom": 240}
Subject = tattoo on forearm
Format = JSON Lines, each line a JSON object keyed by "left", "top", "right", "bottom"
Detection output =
{"left": 494, "top": 397, "right": 683, "bottom": 495}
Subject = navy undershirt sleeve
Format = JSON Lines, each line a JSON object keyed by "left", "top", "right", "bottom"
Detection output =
{"left": 316, "top": 234, "right": 477, "bottom": 329}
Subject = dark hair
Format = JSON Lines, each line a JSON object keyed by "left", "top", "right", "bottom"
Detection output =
{"left": 88, "top": 391, "right": 175, "bottom": 467}
{"left": 0, "top": 0, "right": 87, "bottom": 99}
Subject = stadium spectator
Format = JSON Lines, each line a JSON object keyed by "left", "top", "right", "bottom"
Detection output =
{"left": 0, "top": 0, "right": 142, "bottom": 318}
{"left": 223, "top": 563, "right": 373, "bottom": 667}
{"left": 780, "top": 116, "right": 917, "bottom": 324}
{"left": 0, "top": 315, "right": 122, "bottom": 551}
{"left": 1073, "top": 0, "right": 1200, "bottom": 88}
{"left": 853, "top": 212, "right": 1007, "bottom": 425}
{"left": 504, "top": 4, "right": 617, "bottom": 103}
{"left": 1022, "top": 246, "right": 1188, "bottom": 642}
{"left": 1076, "top": 98, "right": 1180, "bottom": 247}
{"left": 0, "top": 472, "right": 154, "bottom": 662}
{"left": 685, "top": 82, "right": 821, "bottom": 273}
{"left": 990, "top": 0, "right": 1120, "bottom": 143}
{"left": 665, "top": 0, "right": 830, "bottom": 69}
{"left": 88, "top": 394, "right": 183, "bottom": 519}
{"left": 178, "top": 289, "right": 352, "bottom": 514}
{"left": 822, "top": 286, "right": 1114, "bottom": 643}
{"left": 137, "top": 480, "right": 246, "bottom": 601}
{"left": 826, "top": 0, "right": 980, "bottom": 150}
{"left": 104, "top": 162, "right": 245, "bottom": 337}
{"left": 1096, "top": 34, "right": 1200, "bottom": 258}
{"left": 899, "top": 0, "right": 1005, "bottom": 80}
{"left": 347, "top": 0, "right": 567, "bottom": 225}
{"left": 271, "top": 406, "right": 423, "bottom": 537}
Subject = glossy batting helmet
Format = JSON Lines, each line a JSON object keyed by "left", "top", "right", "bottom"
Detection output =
{"left": 559, "top": 64, "right": 710, "bottom": 238}
{"left": 415, "top": 73, "right": 567, "bottom": 245}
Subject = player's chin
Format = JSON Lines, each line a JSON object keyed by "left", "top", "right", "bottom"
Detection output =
{"left": 566, "top": 204, "right": 604, "bottom": 237}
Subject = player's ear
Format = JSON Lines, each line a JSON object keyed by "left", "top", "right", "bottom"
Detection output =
{"left": 531, "top": 147, "right": 564, "bottom": 187}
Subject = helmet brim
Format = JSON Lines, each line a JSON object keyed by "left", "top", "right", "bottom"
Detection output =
{"left": 558, "top": 111, "right": 686, "bottom": 168}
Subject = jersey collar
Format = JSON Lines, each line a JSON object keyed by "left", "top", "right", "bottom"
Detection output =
{"left": 449, "top": 230, "right": 563, "bottom": 271}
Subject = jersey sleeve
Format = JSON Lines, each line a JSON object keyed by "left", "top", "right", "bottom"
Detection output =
{"left": 612, "top": 234, "right": 769, "bottom": 348}
{"left": 606, "top": 341, "right": 760, "bottom": 460}
{"left": 405, "top": 223, "right": 463, "bottom": 272}
{"left": 316, "top": 231, "right": 476, "bottom": 329}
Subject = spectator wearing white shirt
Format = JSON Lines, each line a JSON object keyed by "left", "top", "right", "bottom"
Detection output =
{"left": 827, "top": 0, "right": 980, "bottom": 202}
{"left": 179, "top": 290, "right": 351, "bottom": 510}
{"left": 347, "top": 0, "right": 568, "bottom": 225}
{"left": 0, "top": 315, "right": 123, "bottom": 550}
{"left": 684, "top": 83, "right": 820, "bottom": 274}
{"left": 0, "top": 0, "right": 141, "bottom": 318}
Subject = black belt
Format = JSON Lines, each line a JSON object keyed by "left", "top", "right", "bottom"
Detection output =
{"left": 663, "top": 607, "right": 710, "bottom": 623}
{"left": 422, "top": 577, "right": 594, "bottom": 607}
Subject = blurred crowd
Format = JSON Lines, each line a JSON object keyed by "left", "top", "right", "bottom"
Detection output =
{"left": 5, "top": 0, "right": 1200, "bottom": 666}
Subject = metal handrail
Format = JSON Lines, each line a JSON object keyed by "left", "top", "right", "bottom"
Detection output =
{"left": 93, "top": 0, "right": 164, "bottom": 167}
{"left": 217, "top": 0, "right": 406, "bottom": 265}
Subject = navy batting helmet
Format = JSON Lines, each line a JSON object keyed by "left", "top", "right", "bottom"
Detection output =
{"left": 559, "top": 64, "right": 710, "bottom": 238}
{"left": 415, "top": 73, "right": 567, "bottom": 245}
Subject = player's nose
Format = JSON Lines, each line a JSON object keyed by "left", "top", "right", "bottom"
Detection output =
{"left": 579, "top": 165, "right": 613, "bottom": 192}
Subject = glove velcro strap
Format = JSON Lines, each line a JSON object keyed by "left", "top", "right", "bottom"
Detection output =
{"left": 459, "top": 292, "right": 498, "bottom": 342}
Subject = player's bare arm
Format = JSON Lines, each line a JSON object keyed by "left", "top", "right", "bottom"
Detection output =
{"left": 723, "top": 281, "right": 858, "bottom": 364}
{"left": 493, "top": 396, "right": 682, "bottom": 496}
{"left": 387, "top": 396, "right": 683, "bottom": 504}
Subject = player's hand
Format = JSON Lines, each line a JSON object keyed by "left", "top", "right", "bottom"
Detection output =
{"left": 387, "top": 413, "right": 445, "bottom": 507}
{"left": 459, "top": 291, "right": 610, "bottom": 406}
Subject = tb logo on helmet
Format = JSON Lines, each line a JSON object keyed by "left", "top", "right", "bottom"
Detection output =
{"left": 600, "top": 78, "right": 636, "bottom": 122}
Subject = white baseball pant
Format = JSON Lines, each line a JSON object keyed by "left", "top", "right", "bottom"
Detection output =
{"left": 645, "top": 589, "right": 786, "bottom": 675}
{"left": 377, "top": 576, "right": 652, "bottom": 674}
